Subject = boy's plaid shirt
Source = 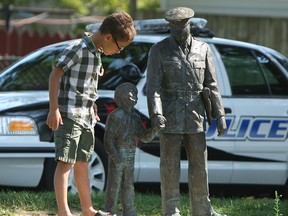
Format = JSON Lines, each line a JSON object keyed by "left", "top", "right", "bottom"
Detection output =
{"left": 56, "top": 32, "right": 101, "bottom": 129}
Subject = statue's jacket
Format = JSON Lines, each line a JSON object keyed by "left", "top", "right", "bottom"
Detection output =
{"left": 146, "top": 35, "right": 225, "bottom": 134}
{"left": 104, "top": 107, "right": 158, "bottom": 164}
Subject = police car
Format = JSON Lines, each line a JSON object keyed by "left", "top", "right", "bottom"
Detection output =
{"left": 0, "top": 18, "right": 287, "bottom": 195}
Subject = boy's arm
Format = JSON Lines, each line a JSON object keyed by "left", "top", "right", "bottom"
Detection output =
{"left": 46, "top": 67, "right": 64, "bottom": 131}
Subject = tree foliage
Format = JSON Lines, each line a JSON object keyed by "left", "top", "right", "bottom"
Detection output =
{"left": 0, "top": 0, "right": 160, "bottom": 34}
{"left": 138, "top": 0, "right": 160, "bottom": 11}
{"left": 0, "top": 0, "right": 160, "bottom": 16}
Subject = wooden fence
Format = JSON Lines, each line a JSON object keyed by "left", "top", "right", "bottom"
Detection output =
{"left": 0, "top": 14, "right": 287, "bottom": 58}
{"left": 0, "top": 55, "right": 19, "bottom": 71}
{"left": 201, "top": 14, "right": 288, "bottom": 57}
{"left": 0, "top": 29, "right": 78, "bottom": 56}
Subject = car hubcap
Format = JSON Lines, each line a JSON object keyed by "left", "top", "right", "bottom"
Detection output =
{"left": 67, "top": 151, "right": 106, "bottom": 194}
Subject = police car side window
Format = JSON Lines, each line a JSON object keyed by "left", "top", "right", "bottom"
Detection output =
{"left": 0, "top": 48, "right": 61, "bottom": 91}
{"left": 99, "top": 42, "right": 152, "bottom": 90}
{"left": 256, "top": 52, "right": 288, "bottom": 95}
{"left": 215, "top": 44, "right": 288, "bottom": 96}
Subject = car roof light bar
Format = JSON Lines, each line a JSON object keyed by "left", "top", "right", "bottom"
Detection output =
{"left": 86, "top": 18, "right": 214, "bottom": 37}
{"left": 134, "top": 18, "right": 208, "bottom": 33}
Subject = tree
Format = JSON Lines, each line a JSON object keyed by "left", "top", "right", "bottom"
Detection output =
{"left": 0, "top": 0, "right": 160, "bottom": 17}
{"left": 0, "top": 0, "right": 160, "bottom": 35}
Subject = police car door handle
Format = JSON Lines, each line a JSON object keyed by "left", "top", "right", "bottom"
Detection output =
{"left": 225, "top": 108, "right": 232, "bottom": 114}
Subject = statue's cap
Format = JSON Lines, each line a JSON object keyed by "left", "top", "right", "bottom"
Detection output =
{"left": 164, "top": 7, "right": 194, "bottom": 24}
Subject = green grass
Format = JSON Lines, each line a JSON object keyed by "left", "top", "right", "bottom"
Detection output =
{"left": 0, "top": 189, "right": 287, "bottom": 216}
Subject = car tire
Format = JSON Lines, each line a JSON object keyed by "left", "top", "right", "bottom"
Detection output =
{"left": 39, "top": 158, "right": 57, "bottom": 191}
{"left": 283, "top": 179, "right": 288, "bottom": 198}
{"left": 67, "top": 137, "right": 108, "bottom": 194}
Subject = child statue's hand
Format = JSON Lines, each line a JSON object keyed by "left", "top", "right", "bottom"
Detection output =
{"left": 152, "top": 114, "right": 166, "bottom": 131}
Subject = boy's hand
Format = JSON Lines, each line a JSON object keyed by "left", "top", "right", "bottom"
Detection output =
{"left": 93, "top": 103, "right": 101, "bottom": 121}
{"left": 46, "top": 109, "right": 63, "bottom": 131}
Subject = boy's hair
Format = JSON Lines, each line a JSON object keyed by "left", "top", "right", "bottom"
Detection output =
{"left": 100, "top": 12, "right": 137, "bottom": 42}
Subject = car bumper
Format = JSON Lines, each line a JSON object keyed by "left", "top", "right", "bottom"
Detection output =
{"left": 0, "top": 135, "right": 54, "bottom": 187}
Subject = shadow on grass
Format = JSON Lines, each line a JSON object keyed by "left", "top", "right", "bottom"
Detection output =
{"left": 135, "top": 183, "right": 287, "bottom": 199}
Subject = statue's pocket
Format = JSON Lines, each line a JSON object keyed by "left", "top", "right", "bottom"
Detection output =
{"left": 193, "top": 61, "right": 205, "bottom": 83}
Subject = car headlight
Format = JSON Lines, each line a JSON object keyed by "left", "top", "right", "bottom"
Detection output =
{"left": 0, "top": 116, "right": 38, "bottom": 135}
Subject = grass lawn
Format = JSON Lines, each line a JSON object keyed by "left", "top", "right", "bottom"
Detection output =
{"left": 0, "top": 185, "right": 287, "bottom": 216}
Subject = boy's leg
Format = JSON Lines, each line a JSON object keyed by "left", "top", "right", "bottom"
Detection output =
{"left": 72, "top": 126, "right": 97, "bottom": 216}
{"left": 75, "top": 127, "right": 112, "bottom": 216}
{"left": 54, "top": 161, "right": 73, "bottom": 216}
{"left": 74, "top": 161, "right": 97, "bottom": 216}
{"left": 54, "top": 117, "right": 81, "bottom": 216}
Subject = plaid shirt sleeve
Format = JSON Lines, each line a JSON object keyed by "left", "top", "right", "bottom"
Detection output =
{"left": 56, "top": 41, "right": 82, "bottom": 72}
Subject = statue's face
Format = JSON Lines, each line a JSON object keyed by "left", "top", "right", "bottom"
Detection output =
{"left": 123, "top": 87, "right": 138, "bottom": 109}
{"left": 169, "top": 22, "right": 190, "bottom": 44}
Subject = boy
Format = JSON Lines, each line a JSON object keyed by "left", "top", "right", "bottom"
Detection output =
{"left": 46, "top": 12, "right": 137, "bottom": 216}
{"left": 104, "top": 82, "right": 165, "bottom": 216}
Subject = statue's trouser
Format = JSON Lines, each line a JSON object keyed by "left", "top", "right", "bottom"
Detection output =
{"left": 105, "top": 158, "right": 136, "bottom": 216}
{"left": 160, "top": 132, "right": 213, "bottom": 216}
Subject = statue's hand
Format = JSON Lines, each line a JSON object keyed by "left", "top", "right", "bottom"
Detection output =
{"left": 151, "top": 114, "right": 166, "bottom": 130}
{"left": 217, "top": 116, "right": 227, "bottom": 136}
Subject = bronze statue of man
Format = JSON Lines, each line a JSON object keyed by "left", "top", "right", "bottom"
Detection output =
{"left": 146, "top": 7, "right": 227, "bottom": 216}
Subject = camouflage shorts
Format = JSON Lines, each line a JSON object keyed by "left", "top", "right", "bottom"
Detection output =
{"left": 54, "top": 117, "right": 95, "bottom": 164}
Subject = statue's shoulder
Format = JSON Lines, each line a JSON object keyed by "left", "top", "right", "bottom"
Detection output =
{"left": 150, "top": 37, "right": 169, "bottom": 53}
{"left": 193, "top": 37, "right": 209, "bottom": 47}
{"left": 108, "top": 108, "right": 125, "bottom": 120}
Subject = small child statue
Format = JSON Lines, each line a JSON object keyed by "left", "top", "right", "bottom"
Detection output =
{"left": 104, "top": 82, "right": 165, "bottom": 216}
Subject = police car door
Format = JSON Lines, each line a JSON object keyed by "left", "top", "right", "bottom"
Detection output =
{"left": 214, "top": 43, "right": 288, "bottom": 186}
{"left": 204, "top": 44, "right": 235, "bottom": 184}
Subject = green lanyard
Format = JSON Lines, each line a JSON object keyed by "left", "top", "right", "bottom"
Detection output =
{"left": 90, "top": 35, "right": 104, "bottom": 76}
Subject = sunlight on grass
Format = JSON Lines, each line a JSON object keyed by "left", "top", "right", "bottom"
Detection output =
{"left": 0, "top": 189, "right": 287, "bottom": 216}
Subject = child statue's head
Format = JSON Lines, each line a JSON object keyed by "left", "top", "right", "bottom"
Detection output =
{"left": 114, "top": 82, "right": 138, "bottom": 109}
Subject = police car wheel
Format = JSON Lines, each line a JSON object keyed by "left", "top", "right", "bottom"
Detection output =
{"left": 284, "top": 179, "right": 288, "bottom": 198}
{"left": 39, "top": 158, "right": 57, "bottom": 191}
{"left": 67, "top": 137, "right": 108, "bottom": 194}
